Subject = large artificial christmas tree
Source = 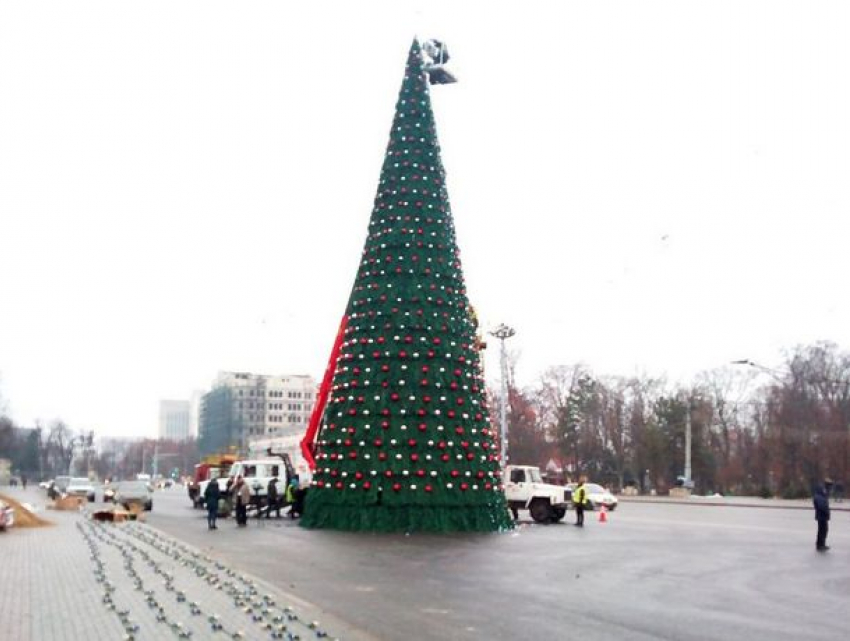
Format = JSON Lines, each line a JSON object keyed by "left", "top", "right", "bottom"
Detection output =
{"left": 300, "top": 39, "right": 512, "bottom": 533}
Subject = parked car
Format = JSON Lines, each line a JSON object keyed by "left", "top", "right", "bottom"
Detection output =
{"left": 65, "top": 477, "right": 96, "bottom": 503}
{"left": 0, "top": 500, "right": 14, "bottom": 531}
{"left": 53, "top": 476, "right": 72, "bottom": 494}
{"left": 114, "top": 481, "right": 153, "bottom": 511}
{"left": 566, "top": 482, "right": 619, "bottom": 511}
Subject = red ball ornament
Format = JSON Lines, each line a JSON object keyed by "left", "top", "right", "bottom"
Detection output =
{"left": 433, "top": 337, "right": 441, "bottom": 345}
{"left": 460, "top": 483, "right": 469, "bottom": 491}
{"left": 441, "top": 454, "right": 450, "bottom": 462}
{"left": 381, "top": 364, "right": 390, "bottom": 372}
{"left": 418, "top": 423, "right": 427, "bottom": 431}
{"left": 379, "top": 452, "right": 388, "bottom": 461}
{"left": 385, "top": 470, "right": 394, "bottom": 478}
{"left": 425, "top": 484, "right": 433, "bottom": 492}
{"left": 456, "top": 398, "right": 464, "bottom": 406}
{"left": 355, "top": 472, "right": 364, "bottom": 480}
{"left": 349, "top": 451, "right": 358, "bottom": 459}
{"left": 391, "top": 392, "right": 400, "bottom": 401}
{"left": 416, "top": 469, "right": 426, "bottom": 477}
{"left": 335, "top": 481, "right": 344, "bottom": 490}
{"left": 455, "top": 426, "right": 464, "bottom": 435}
{"left": 363, "top": 481, "right": 372, "bottom": 490}
{"left": 381, "top": 420, "right": 390, "bottom": 429}
{"left": 399, "top": 350, "right": 408, "bottom": 359}
{"left": 420, "top": 379, "right": 429, "bottom": 386}
{"left": 449, "top": 382, "right": 458, "bottom": 391}
{"left": 392, "top": 483, "right": 402, "bottom": 492}
{"left": 374, "top": 438, "right": 383, "bottom": 447}
{"left": 450, "top": 470, "right": 460, "bottom": 478}
{"left": 410, "top": 453, "right": 419, "bottom": 461}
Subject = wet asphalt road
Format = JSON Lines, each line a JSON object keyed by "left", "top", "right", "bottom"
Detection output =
{"left": 145, "top": 486, "right": 850, "bottom": 641}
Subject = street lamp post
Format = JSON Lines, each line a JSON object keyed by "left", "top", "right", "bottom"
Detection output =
{"left": 731, "top": 359, "right": 785, "bottom": 383}
{"left": 489, "top": 324, "right": 516, "bottom": 467}
{"left": 684, "top": 402, "right": 692, "bottom": 485}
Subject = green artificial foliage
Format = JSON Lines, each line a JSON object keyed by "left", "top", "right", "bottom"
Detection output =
{"left": 301, "top": 39, "right": 512, "bottom": 533}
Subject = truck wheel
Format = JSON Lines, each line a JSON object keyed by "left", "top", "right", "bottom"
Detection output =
{"left": 529, "top": 499, "right": 553, "bottom": 523}
{"left": 552, "top": 507, "right": 566, "bottom": 522}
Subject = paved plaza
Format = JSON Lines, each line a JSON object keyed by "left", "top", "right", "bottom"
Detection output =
{"left": 2, "top": 485, "right": 848, "bottom": 640}
{"left": 0, "top": 487, "right": 354, "bottom": 641}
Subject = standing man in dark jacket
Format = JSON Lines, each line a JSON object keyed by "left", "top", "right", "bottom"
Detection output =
{"left": 813, "top": 481, "right": 831, "bottom": 551}
{"left": 266, "top": 477, "right": 280, "bottom": 519}
{"left": 204, "top": 480, "right": 221, "bottom": 530}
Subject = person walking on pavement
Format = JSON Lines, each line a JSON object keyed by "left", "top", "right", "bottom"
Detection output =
{"left": 573, "top": 478, "right": 587, "bottom": 527}
{"left": 21, "top": 474, "right": 28, "bottom": 490}
{"left": 266, "top": 476, "right": 280, "bottom": 519}
{"left": 813, "top": 479, "right": 832, "bottom": 551}
{"left": 232, "top": 476, "right": 249, "bottom": 527}
{"left": 204, "top": 478, "right": 221, "bottom": 530}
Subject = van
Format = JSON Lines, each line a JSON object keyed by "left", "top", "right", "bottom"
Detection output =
{"left": 227, "top": 459, "right": 287, "bottom": 498}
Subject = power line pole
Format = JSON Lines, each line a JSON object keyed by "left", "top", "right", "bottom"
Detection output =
{"left": 488, "top": 324, "right": 516, "bottom": 467}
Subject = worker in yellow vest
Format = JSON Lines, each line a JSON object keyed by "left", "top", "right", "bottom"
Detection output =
{"left": 573, "top": 478, "right": 587, "bottom": 527}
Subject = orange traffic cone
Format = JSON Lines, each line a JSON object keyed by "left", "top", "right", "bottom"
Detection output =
{"left": 598, "top": 505, "right": 608, "bottom": 523}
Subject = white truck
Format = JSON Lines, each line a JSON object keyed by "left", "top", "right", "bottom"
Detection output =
{"left": 198, "top": 453, "right": 299, "bottom": 516}
{"left": 504, "top": 464, "right": 572, "bottom": 523}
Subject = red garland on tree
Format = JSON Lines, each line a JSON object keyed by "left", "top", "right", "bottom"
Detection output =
{"left": 300, "top": 39, "right": 512, "bottom": 533}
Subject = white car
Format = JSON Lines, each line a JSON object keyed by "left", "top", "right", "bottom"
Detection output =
{"left": 568, "top": 482, "right": 619, "bottom": 511}
{"left": 65, "top": 477, "right": 96, "bottom": 503}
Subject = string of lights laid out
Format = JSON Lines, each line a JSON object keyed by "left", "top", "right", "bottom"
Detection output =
{"left": 77, "top": 516, "right": 338, "bottom": 640}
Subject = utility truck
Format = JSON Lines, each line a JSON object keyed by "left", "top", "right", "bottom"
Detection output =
{"left": 504, "top": 464, "right": 572, "bottom": 523}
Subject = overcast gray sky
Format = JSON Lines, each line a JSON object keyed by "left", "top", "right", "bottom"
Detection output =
{"left": 2, "top": 1, "right": 849, "bottom": 438}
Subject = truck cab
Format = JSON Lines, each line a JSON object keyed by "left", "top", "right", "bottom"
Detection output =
{"left": 504, "top": 465, "right": 572, "bottom": 523}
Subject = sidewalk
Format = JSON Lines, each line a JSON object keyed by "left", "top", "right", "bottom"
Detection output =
{"left": 0, "top": 487, "right": 355, "bottom": 641}
{"left": 620, "top": 494, "right": 850, "bottom": 512}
